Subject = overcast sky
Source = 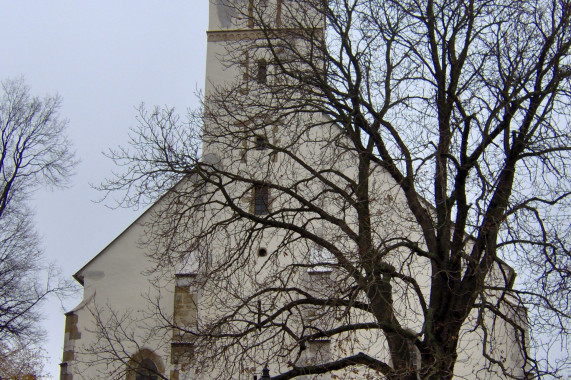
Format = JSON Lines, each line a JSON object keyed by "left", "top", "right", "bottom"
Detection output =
{"left": 0, "top": 2, "right": 208, "bottom": 378}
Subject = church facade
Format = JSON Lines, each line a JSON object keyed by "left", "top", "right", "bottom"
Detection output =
{"left": 61, "top": 1, "right": 529, "bottom": 379}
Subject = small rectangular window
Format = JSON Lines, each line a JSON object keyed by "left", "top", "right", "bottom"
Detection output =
{"left": 255, "top": 135, "right": 268, "bottom": 150}
{"left": 254, "top": 185, "right": 269, "bottom": 215}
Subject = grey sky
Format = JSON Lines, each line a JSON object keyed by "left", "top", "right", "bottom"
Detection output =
{"left": 0, "top": 2, "right": 208, "bottom": 378}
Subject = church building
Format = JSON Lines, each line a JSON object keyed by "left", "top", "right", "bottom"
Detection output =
{"left": 61, "top": 1, "right": 529, "bottom": 379}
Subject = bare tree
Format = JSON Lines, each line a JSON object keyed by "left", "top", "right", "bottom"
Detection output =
{"left": 100, "top": 0, "right": 570, "bottom": 379}
{"left": 0, "top": 338, "right": 47, "bottom": 379}
{"left": 0, "top": 77, "right": 76, "bottom": 366}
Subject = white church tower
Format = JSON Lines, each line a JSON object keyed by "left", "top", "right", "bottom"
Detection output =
{"left": 60, "top": 2, "right": 329, "bottom": 380}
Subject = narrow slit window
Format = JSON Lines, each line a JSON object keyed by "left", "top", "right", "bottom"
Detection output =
{"left": 254, "top": 185, "right": 269, "bottom": 215}
{"left": 256, "top": 59, "right": 268, "bottom": 84}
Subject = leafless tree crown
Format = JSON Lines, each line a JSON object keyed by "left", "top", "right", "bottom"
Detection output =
{"left": 97, "top": 0, "right": 571, "bottom": 379}
{"left": 0, "top": 77, "right": 77, "bottom": 377}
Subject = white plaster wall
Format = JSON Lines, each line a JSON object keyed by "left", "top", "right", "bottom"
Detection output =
{"left": 68, "top": 205, "right": 176, "bottom": 379}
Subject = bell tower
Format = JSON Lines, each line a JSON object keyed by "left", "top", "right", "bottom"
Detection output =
{"left": 205, "top": 0, "right": 283, "bottom": 82}
{"left": 204, "top": 0, "right": 280, "bottom": 101}
{"left": 202, "top": 0, "right": 324, "bottom": 159}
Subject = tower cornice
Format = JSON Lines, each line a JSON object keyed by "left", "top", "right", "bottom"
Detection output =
{"left": 207, "top": 27, "right": 323, "bottom": 42}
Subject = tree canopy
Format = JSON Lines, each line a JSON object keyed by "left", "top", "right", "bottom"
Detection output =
{"left": 0, "top": 77, "right": 76, "bottom": 375}
{"left": 101, "top": 0, "right": 571, "bottom": 379}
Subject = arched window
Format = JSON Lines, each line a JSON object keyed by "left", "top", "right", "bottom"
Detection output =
{"left": 134, "top": 358, "right": 158, "bottom": 380}
{"left": 126, "top": 349, "right": 164, "bottom": 380}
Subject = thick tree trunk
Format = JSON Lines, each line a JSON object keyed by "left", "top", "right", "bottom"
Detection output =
{"left": 423, "top": 353, "right": 457, "bottom": 380}
{"left": 423, "top": 321, "right": 461, "bottom": 380}
{"left": 367, "top": 279, "right": 421, "bottom": 380}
